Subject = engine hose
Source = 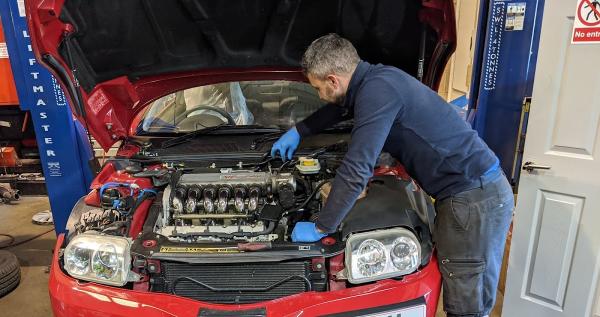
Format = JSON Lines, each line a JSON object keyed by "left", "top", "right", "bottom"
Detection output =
{"left": 295, "top": 174, "right": 311, "bottom": 192}
{"left": 118, "top": 190, "right": 157, "bottom": 218}
{"left": 99, "top": 182, "right": 135, "bottom": 199}
{"left": 282, "top": 179, "right": 332, "bottom": 216}
{"left": 279, "top": 158, "right": 298, "bottom": 170}
{"left": 123, "top": 191, "right": 157, "bottom": 235}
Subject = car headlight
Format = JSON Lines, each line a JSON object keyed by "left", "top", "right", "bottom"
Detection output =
{"left": 64, "top": 232, "right": 133, "bottom": 286}
{"left": 345, "top": 228, "right": 421, "bottom": 284}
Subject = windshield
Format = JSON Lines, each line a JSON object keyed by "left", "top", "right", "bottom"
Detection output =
{"left": 140, "top": 80, "right": 326, "bottom": 133}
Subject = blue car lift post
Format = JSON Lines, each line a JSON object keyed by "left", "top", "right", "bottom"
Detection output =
{"left": 469, "top": 0, "right": 546, "bottom": 188}
{"left": 0, "top": 1, "right": 94, "bottom": 234}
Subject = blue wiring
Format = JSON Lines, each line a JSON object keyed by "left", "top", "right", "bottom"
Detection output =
{"left": 137, "top": 189, "right": 158, "bottom": 199}
{"left": 99, "top": 183, "right": 157, "bottom": 217}
{"left": 99, "top": 182, "right": 134, "bottom": 198}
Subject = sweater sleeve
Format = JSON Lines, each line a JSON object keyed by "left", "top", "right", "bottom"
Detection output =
{"left": 315, "top": 80, "right": 402, "bottom": 233}
{"left": 295, "top": 103, "right": 349, "bottom": 137}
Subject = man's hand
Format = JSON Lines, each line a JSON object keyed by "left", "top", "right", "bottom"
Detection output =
{"left": 291, "top": 222, "right": 327, "bottom": 242}
{"left": 271, "top": 127, "right": 300, "bottom": 161}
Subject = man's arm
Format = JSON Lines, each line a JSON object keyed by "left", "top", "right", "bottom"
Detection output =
{"left": 272, "top": 103, "right": 349, "bottom": 161}
{"left": 296, "top": 103, "right": 350, "bottom": 137}
{"left": 315, "top": 81, "right": 402, "bottom": 233}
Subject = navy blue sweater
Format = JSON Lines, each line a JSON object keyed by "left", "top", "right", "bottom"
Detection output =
{"left": 296, "top": 61, "right": 498, "bottom": 233}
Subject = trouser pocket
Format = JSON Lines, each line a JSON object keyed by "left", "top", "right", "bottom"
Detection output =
{"left": 450, "top": 196, "right": 472, "bottom": 231}
{"left": 439, "top": 259, "right": 486, "bottom": 315}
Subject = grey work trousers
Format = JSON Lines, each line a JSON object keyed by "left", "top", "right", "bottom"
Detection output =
{"left": 433, "top": 170, "right": 514, "bottom": 317}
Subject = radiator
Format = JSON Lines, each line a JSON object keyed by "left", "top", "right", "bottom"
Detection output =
{"left": 151, "top": 260, "right": 326, "bottom": 304}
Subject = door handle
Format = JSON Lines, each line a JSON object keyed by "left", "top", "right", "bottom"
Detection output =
{"left": 522, "top": 161, "right": 551, "bottom": 172}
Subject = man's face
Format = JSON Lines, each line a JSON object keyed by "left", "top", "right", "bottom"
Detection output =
{"left": 307, "top": 73, "right": 346, "bottom": 105}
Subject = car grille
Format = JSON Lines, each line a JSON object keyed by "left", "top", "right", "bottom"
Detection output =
{"left": 151, "top": 261, "right": 326, "bottom": 304}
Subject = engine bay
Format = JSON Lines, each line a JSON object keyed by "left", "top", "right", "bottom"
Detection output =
{"left": 64, "top": 131, "right": 435, "bottom": 261}
{"left": 70, "top": 147, "right": 346, "bottom": 247}
{"left": 60, "top": 139, "right": 435, "bottom": 301}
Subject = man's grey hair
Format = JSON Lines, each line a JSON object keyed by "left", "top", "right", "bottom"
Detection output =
{"left": 300, "top": 34, "right": 360, "bottom": 79}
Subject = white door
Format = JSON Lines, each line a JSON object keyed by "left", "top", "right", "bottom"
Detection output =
{"left": 502, "top": 0, "right": 600, "bottom": 316}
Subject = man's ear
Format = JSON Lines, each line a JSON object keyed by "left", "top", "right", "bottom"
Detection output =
{"left": 326, "top": 74, "right": 339, "bottom": 89}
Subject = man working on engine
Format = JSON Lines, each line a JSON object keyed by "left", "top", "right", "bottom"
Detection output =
{"left": 271, "top": 34, "right": 513, "bottom": 317}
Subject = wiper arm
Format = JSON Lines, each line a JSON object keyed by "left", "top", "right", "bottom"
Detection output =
{"left": 161, "top": 124, "right": 233, "bottom": 149}
{"left": 161, "top": 124, "right": 284, "bottom": 149}
{"left": 250, "top": 131, "right": 285, "bottom": 150}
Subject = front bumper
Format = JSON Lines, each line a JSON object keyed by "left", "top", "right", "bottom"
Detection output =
{"left": 49, "top": 234, "right": 441, "bottom": 317}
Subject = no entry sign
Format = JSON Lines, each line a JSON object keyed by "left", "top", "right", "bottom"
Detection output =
{"left": 572, "top": 0, "right": 600, "bottom": 43}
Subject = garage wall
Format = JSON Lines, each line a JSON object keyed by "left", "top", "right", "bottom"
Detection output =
{"left": 438, "top": 0, "right": 480, "bottom": 102}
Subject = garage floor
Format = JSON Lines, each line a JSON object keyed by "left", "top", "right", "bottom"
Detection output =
{"left": 0, "top": 196, "right": 55, "bottom": 317}
{"left": 435, "top": 289, "right": 503, "bottom": 317}
{"left": 0, "top": 196, "right": 503, "bottom": 317}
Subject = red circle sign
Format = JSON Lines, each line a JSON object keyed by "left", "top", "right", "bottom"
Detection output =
{"left": 578, "top": 0, "right": 600, "bottom": 26}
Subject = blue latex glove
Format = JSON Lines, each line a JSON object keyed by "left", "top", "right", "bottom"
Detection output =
{"left": 270, "top": 127, "right": 300, "bottom": 161}
{"left": 291, "top": 222, "right": 327, "bottom": 242}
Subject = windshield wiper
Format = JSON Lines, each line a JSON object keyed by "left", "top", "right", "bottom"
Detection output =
{"left": 161, "top": 124, "right": 234, "bottom": 149}
{"left": 161, "top": 124, "right": 284, "bottom": 149}
{"left": 250, "top": 131, "right": 285, "bottom": 150}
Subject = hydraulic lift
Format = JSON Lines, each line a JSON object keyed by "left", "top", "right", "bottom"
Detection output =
{"left": 469, "top": 0, "right": 546, "bottom": 189}
{"left": 0, "top": 0, "right": 94, "bottom": 233}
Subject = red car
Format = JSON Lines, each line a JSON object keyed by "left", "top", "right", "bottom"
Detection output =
{"left": 28, "top": 0, "right": 455, "bottom": 316}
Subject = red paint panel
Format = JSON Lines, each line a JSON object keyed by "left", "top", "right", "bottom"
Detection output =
{"left": 49, "top": 234, "right": 441, "bottom": 317}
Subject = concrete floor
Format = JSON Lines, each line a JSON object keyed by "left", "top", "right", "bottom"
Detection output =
{"left": 0, "top": 196, "right": 504, "bottom": 317}
{"left": 0, "top": 196, "right": 55, "bottom": 317}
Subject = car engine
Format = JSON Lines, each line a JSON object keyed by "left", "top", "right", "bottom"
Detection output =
{"left": 68, "top": 150, "right": 338, "bottom": 246}
{"left": 156, "top": 169, "right": 300, "bottom": 242}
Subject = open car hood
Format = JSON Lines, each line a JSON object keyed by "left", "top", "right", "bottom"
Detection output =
{"left": 27, "top": 0, "right": 455, "bottom": 150}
